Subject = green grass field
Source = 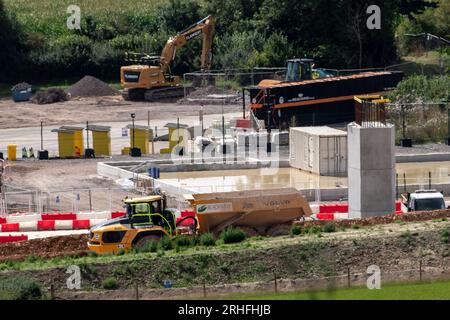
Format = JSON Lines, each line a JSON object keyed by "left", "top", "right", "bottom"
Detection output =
{"left": 4, "top": 0, "right": 166, "bottom": 36}
{"left": 226, "top": 280, "right": 450, "bottom": 300}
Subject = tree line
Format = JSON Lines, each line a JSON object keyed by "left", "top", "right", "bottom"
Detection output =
{"left": 0, "top": 0, "right": 445, "bottom": 84}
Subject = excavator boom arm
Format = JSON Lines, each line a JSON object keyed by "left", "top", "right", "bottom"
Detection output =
{"left": 160, "top": 15, "right": 215, "bottom": 73}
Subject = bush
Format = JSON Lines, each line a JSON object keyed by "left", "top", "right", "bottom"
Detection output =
{"left": 0, "top": 277, "right": 42, "bottom": 300}
{"left": 220, "top": 227, "right": 246, "bottom": 244}
{"left": 116, "top": 249, "right": 126, "bottom": 256}
{"left": 25, "top": 255, "right": 39, "bottom": 263}
{"left": 322, "top": 222, "right": 337, "bottom": 233}
{"left": 133, "top": 239, "right": 158, "bottom": 254}
{"left": 304, "top": 226, "right": 322, "bottom": 235}
{"left": 87, "top": 251, "right": 98, "bottom": 258}
{"left": 401, "top": 231, "right": 414, "bottom": 246}
{"left": 159, "top": 236, "right": 174, "bottom": 251}
{"left": 102, "top": 277, "right": 118, "bottom": 290}
{"left": 290, "top": 225, "right": 302, "bottom": 236}
{"left": 441, "top": 229, "right": 449, "bottom": 244}
{"left": 199, "top": 233, "right": 216, "bottom": 246}
{"left": 176, "top": 235, "right": 192, "bottom": 247}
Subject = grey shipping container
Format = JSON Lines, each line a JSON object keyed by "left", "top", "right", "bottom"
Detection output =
{"left": 289, "top": 126, "right": 347, "bottom": 176}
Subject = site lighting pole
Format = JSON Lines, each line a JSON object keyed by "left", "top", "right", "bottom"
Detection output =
{"left": 129, "top": 113, "right": 141, "bottom": 157}
{"left": 131, "top": 113, "right": 136, "bottom": 150}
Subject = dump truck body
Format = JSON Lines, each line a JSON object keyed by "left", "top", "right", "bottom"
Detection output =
{"left": 185, "top": 188, "right": 312, "bottom": 234}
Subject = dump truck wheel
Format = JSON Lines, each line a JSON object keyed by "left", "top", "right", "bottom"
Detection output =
{"left": 236, "top": 226, "right": 258, "bottom": 238}
{"left": 135, "top": 234, "right": 161, "bottom": 248}
{"left": 266, "top": 224, "right": 291, "bottom": 237}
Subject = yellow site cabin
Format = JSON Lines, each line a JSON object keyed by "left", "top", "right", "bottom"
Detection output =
{"left": 126, "top": 124, "right": 153, "bottom": 154}
{"left": 87, "top": 125, "right": 111, "bottom": 156}
{"left": 51, "top": 126, "right": 84, "bottom": 158}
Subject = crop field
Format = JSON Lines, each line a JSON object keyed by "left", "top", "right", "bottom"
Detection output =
{"left": 227, "top": 280, "right": 450, "bottom": 300}
{"left": 3, "top": 0, "right": 167, "bottom": 36}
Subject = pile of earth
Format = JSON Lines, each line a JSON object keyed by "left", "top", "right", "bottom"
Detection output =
{"left": 297, "top": 209, "right": 450, "bottom": 229}
{"left": 67, "top": 76, "right": 119, "bottom": 97}
{"left": 11, "top": 82, "right": 31, "bottom": 91}
{"left": 31, "top": 88, "right": 69, "bottom": 104}
{"left": 0, "top": 234, "right": 88, "bottom": 262}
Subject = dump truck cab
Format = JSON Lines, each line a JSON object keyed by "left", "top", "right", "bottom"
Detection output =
{"left": 402, "top": 190, "right": 446, "bottom": 212}
{"left": 88, "top": 195, "right": 181, "bottom": 254}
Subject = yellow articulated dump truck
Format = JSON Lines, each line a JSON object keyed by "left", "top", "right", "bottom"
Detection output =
{"left": 87, "top": 188, "right": 311, "bottom": 254}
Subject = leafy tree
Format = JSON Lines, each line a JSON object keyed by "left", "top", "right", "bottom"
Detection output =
{"left": 0, "top": 0, "right": 24, "bottom": 82}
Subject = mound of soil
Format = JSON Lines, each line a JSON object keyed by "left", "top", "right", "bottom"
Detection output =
{"left": 297, "top": 209, "right": 450, "bottom": 229}
{"left": 31, "top": 88, "right": 69, "bottom": 105}
{"left": 11, "top": 82, "right": 31, "bottom": 91}
{"left": 0, "top": 234, "right": 88, "bottom": 262}
{"left": 68, "top": 76, "right": 119, "bottom": 97}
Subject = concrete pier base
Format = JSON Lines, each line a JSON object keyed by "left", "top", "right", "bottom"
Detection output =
{"left": 347, "top": 123, "right": 396, "bottom": 219}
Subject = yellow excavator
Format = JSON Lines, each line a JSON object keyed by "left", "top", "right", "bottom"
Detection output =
{"left": 120, "top": 15, "right": 215, "bottom": 101}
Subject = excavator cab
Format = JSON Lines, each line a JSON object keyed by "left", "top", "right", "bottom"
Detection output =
{"left": 285, "top": 59, "right": 314, "bottom": 82}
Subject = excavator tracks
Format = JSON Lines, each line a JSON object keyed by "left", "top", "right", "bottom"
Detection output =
{"left": 123, "top": 87, "right": 195, "bottom": 102}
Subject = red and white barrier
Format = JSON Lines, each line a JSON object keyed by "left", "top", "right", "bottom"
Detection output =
{"left": 0, "top": 211, "right": 127, "bottom": 233}
{"left": 0, "top": 234, "right": 28, "bottom": 243}
{"left": 316, "top": 201, "right": 403, "bottom": 220}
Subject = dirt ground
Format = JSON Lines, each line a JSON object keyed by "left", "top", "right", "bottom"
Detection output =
{"left": 6, "top": 158, "right": 133, "bottom": 212}
{"left": 0, "top": 96, "right": 242, "bottom": 130}
{"left": 1, "top": 217, "right": 450, "bottom": 300}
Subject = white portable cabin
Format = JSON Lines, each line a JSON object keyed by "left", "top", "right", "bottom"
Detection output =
{"left": 289, "top": 126, "right": 347, "bottom": 176}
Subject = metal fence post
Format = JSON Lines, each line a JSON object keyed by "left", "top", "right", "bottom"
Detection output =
{"left": 396, "top": 173, "right": 399, "bottom": 199}
{"left": 50, "top": 284, "right": 55, "bottom": 300}
{"left": 428, "top": 172, "right": 431, "bottom": 190}
{"left": 203, "top": 280, "right": 207, "bottom": 298}
{"left": 419, "top": 260, "right": 423, "bottom": 282}
{"left": 347, "top": 266, "right": 351, "bottom": 288}
{"left": 88, "top": 189, "right": 93, "bottom": 212}
{"left": 135, "top": 282, "right": 139, "bottom": 300}
{"left": 403, "top": 173, "right": 407, "bottom": 194}
{"left": 274, "top": 272, "right": 278, "bottom": 293}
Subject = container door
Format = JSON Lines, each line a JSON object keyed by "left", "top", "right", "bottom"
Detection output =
{"left": 308, "top": 135, "right": 314, "bottom": 170}
{"left": 339, "top": 136, "right": 347, "bottom": 175}
{"left": 320, "top": 136, "right": 334, "bottom": 176}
